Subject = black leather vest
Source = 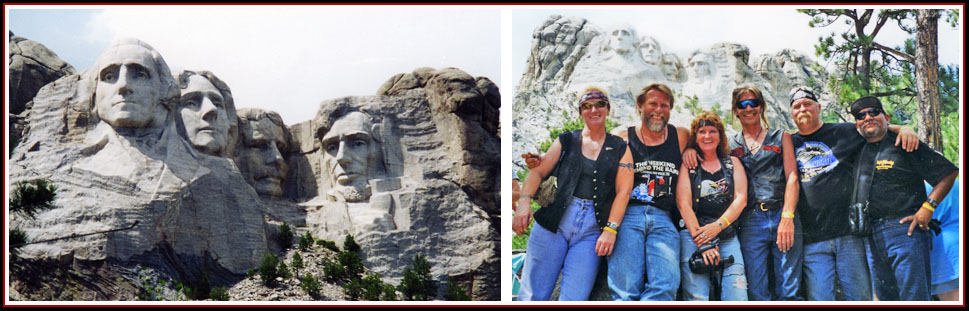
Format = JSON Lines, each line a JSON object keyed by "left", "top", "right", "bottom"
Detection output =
{"left": 534, "top": 129, "right": 627, "bottom": 232}
{"left": 729, "top": 128, "right": 785, "bottom": 206}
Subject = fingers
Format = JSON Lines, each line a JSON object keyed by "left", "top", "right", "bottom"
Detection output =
{"left": 907, "top": 218, "right": 918, "bottom": 236}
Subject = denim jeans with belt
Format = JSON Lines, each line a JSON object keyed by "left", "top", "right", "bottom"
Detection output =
{"left": 518, "top": 197, "right": 601, "bottom": 301}
{"left": 606, "top": 204, "right": 680, "bottom": 301}
{"left": 738, "top": 207, "right": 804, "bottom": 300}
{"left": 866, "top": 215, "right": 933, "bottom": 301}
{"left": 679, "top": 231, "right": 748, "bottom": 301}
{"left": 803, "top": 235, "right": 873, "bottom": 300}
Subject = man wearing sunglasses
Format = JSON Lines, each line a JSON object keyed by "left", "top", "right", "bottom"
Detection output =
{"left": 849, "top": 96, "right": 957, "bottom": 301}
{"left": 789, "top": 87, "right": 920, "bottom": 301}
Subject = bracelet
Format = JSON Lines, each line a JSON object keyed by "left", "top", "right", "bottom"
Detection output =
{"left": 603, "top": 226, "right": 618, "bottom": 235}
{"left": 719, "top": 216, "right": 731, "bottom": 227}
{"left": 922, "top": 202, "right": 936, "bottom": 212}
{"left": 521, "top": 194, "right": 533, "bottom": 199}
{"left": 782, "top": 212, "right": 795, "bottom": 219}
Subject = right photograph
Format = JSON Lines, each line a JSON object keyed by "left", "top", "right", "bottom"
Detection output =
{"left": 510, "top": 6, "right": 962, "bottom": 303}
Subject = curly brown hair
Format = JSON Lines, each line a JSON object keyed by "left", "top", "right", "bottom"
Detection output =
{"left": 686, "top": 110, "right": 729, "bottom": 159}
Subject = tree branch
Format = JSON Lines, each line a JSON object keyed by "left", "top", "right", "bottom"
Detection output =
{"left": 873, "top": 41, "right": 915, "bottom": 62}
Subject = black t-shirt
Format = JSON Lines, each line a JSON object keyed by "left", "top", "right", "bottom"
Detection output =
{"left": 859, "top": 131, "right": 958, "bottom": 220}
{"left": 627, "top": 125, "right": 681, "bottom": 212}
{"left": 696, "top": 167, "right": 732, "bottom": 219}
{"left": 791, "top": 123, "right": 865, "bottom": 244}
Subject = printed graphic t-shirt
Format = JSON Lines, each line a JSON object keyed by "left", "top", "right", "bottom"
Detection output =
{"left": 791, "top": 122, "right": 865, "bottom": 244}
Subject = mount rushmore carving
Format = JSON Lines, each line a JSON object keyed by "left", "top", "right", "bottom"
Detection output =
{"left": 9, "top": 37, "right": 499, "bottom": 300}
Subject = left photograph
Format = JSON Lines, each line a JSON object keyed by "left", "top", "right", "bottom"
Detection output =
{"left": 6, "top": 6, "right": 500, "bottom": 302}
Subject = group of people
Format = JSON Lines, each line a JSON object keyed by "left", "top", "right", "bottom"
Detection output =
{"left": 513, "top": 83, "right": 958, "bottom": 301}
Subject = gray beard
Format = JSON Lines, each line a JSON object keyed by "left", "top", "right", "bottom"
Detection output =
{"left": 327, "top": 185, "right": 371, "bottom": 202}
{"left": 646, "top": 119, "right": 666, "bottom": 132}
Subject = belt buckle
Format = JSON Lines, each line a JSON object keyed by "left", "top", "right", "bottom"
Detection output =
{"left": 760, "top": 202, "right": 768, "bottom": 211}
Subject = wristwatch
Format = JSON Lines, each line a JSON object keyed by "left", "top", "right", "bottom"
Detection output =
{"left": 926, "top": 198, "right": 940, "bottom": 209}
{"left": 606, "top": 222, "right": 620, "bottom": 231}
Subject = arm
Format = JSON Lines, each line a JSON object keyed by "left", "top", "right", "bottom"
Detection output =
{"left": 676, "top": 126, "right": 690, "bottom": 153}
{"left": 514, "top": 138, "right": 563, "bottom": 235}
{"left": 682, "top": 147, "right": 700, "bottom": 169}
{"left": 887, "top": 124, "right": 918, "bottom": 152}
{"left": 777, "top": 132, "right": 800, "bottom": 252}
{"left": 675, "top": 164, "right": 700, "bottom": 237}
{"left": 512, "top": 177, "right": 521, "bottom": 211}
{"left": 694, "top": 157, "right": 748, "bottom": 246}
{"left": 596, "top": 146, "right": 634, "bottom": 256}
{"left": 902, "top": 171, "right": 958, "bottom": 236}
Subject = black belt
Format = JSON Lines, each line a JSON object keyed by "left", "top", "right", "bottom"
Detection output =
{"left": 751, "top": 200, "right": 782, "bottom": 211}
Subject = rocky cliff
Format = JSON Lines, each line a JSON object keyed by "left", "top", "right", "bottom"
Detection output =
{"left": 513, "top": 15, "right": 830, "bottom": 167}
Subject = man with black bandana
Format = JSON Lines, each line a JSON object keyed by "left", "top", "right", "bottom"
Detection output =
{"left": 788, "top": 87, "right": 920, "bottom": 301}
{"left": 849, "top": 96, "right": 957, "bottom": 301}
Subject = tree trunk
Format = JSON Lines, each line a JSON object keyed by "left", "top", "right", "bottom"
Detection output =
{"left": 915, "top": 9, "right": 942, "bottom": 150}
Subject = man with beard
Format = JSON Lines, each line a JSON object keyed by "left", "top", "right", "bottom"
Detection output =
{"left": 607, "top": 83, "right": 690, "bottom": 300}
{"left": 788, "top": 87, "right": 919, "bottom": 300}
{"left": 849, "top": 96, "right": 956, "bottom": 301}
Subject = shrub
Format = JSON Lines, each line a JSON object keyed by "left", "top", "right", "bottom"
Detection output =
{"left": 259, "top": 254, "right": 279, "bottom": 286}
{"left": 277, "top": 260, "right": 291, "bottom": 280}
{"left": 298, "top": 232, "right": 314, "bottom": 251}
{"left": 194, "top": 272, "right": 211, "bottom": 300}
{"left": 210, "top": 286, "right": 230, "bottom": 301}
{"left": 444, "top": 277, "right": 471, "bottom": 301}
{"left": 317, "top": 239, "right": 340, "bottom": 252}
{"left": 291, "top": 252, "right": 304, "bottom": 276}
{"left": 338, "top": 251, "right": 365, "bottom": 281}
{"left": 321, "top": 257, "right": 345, "bottom": 282}
{"left": 361, "top": 272, "right": 386, "bottom": 301}
{"left": 397, "top": 254, "right": 434, "bottom": 301}
{"left": 343, "top": 234, "right": 361, "bottom": 253}
{"left": 300, "top": 274, "right": 321, "bottom": 298}
{"left": 278, "top": 223, "right": 294, "bottom": 249}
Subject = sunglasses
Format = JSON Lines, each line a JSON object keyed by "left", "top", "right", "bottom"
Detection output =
{"left": 853, "top": 107, "right": 883, "bottom": 121}
{"left": 580, "top": 101, "right": 609, "bottom": 110}
{"left": 736, "top": 99, "right": 761, "bottom": 109}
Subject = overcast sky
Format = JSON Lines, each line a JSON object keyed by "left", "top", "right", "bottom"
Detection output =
{"left": 7, "top": 5, "right": 501, "bottom": 126}
{"left": 512, "top": 5, "right": 963, "bottom": 91}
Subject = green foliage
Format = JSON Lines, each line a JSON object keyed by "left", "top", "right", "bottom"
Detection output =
{"left": 683, "top": 94, "right": 702, "bottom": 116}
{"left": 247, "top": 269, "right": 256, "bottom": 279}
{"left": 538, "top": 116, "right": 619, "bottom": 153}
{"left": 194, "top": 272, "right": 211, "bottom": 300}
{"left": 298, "top": 232, "right": 314, "bottom": 251}
{"left": 397, "top": 254, "right": 434, "bottom": 301}
{"left": 360, "top": 272, "right": 388, "bottom": 301}
{"left": 136, "top": 268, "right": 191, "bottom": 301}
{"left": 278, "top": 223, "right": 294, "bottom": 249}
{"left": 10, "top": 228, "right": 27, "bottom": 258}
{"left": 338, "top": 251, "right": 365, "bottom": 280}
{"left": 210, "top": 286, "right": 230, "bottom": 301}
{"left": 321, "top": 256, "right": 346, "bottom": 282}
{"left": 444, "top": 278, "right": 471, "bottom": 301}
{"left": 300, "top": 273, "right": 322, "bottom": 298}
{"left": 259, "top": 253, "right": 280, "bottom": 286}
{"left": 291, "top": 252, "right": 304, "bottom": 277}
{"left": 317, "top": 239, "right": 340, "bottom": 252}
{"left": 381, "top": 283, "right": 398, "bottom": 301}
{"left": 277, "top": 260, "right": 291, "bottom": 280}
{"left": 343, "top": 234, "right": 361, "bottom": 253}
{"left": 10, "top": 179, "right": 58, "bottom": 219}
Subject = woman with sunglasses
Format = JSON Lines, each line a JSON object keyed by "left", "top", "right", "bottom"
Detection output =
{"left": 675, "top": 111, "right": 748, "bottom": 301}
{"left": 514, "top": 87, "right": 634, "bottom": 301}
{"left": 729, "top": 85, "right": 803, "bottom": 301}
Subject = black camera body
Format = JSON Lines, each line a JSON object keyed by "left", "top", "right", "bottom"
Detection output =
{"left": 689, "top": 253, "right": 734, "bottom": 274}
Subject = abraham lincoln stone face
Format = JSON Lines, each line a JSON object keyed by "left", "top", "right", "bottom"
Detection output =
{"left": 321, "top": 111, "right": 379, "bottom": 202}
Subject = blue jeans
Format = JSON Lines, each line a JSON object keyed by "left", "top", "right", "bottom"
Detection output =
{"left": 803, "top": 235, "right": 873, "bottom": 300}
{"left": 738, "top": 208, "right": 804, "bottom": 300}
{"left": 866, "top": 215, "right": 933, "bottom": 301}
{"left": 679, "top": 230, "right": 748, "bottom": 301}
{"left": 606, "top": 204, "right": 680, "bottom": 301}
{"left": 518, "top": 197, "right": 601, "bottom": 301}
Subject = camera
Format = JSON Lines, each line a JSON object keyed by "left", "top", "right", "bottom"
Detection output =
{"left": 688, "top": 252, "right": 734, "bottom": 274}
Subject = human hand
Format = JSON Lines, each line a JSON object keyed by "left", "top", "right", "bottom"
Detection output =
{"left": 682, "top": 147, "right": 701, "bottom": 170}
{"left": 895, "top": 127, "right": 919, "bottom": 152}
{"left": 693, "top": 223, "right": 721, "bottom": 246}
{"left": 701, "top": 246, "right": 721, "bottom": 266}
{"left": 596, "top": 230, "right": 617, "bottom": 256}
{"left": 523, "top": 152, "right": 542, "bottom": 169}
{"left": 777, "top": 216, "right": 794, "bottom": 253}
{"left": 513, "top": 200, "right": 533, "bottom": 236}
{"left": 901, "top": 207, "right": 934, "bottom": 236}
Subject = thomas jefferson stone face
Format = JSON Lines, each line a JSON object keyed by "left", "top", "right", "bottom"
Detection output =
{"left": 94, "top": 44, "right": 166, "bottom": 129}
{"left": 179, "top": 75, "right": 229, "bottom": 155}
{"left": 688, "top": 52, "right": 712, "bottom": 80}
{"left": 240, "top": 117, "right": 288, "bottom": 197}
{"left": 321, "top": 112, "right": 378, "bottom": 202}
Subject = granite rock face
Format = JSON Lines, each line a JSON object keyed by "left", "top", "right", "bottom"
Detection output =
{"left": 9, "top": 35, "right": 499, "bottom": 300}
{"left": 8, "top": 33, "right": 76, "bottom": 148}
{"left": 292, "top": 67, "right": 500, "bottom": 299}
{"left": 513, "top": 15, "right": 830, "bottom": 168}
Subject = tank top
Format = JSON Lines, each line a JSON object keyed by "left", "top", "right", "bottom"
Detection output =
{"left": 627, "top": 124, "right": 681, "bottom": 212}
{"left": 573, "top": 156, "right": 596, "bottom": 199}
